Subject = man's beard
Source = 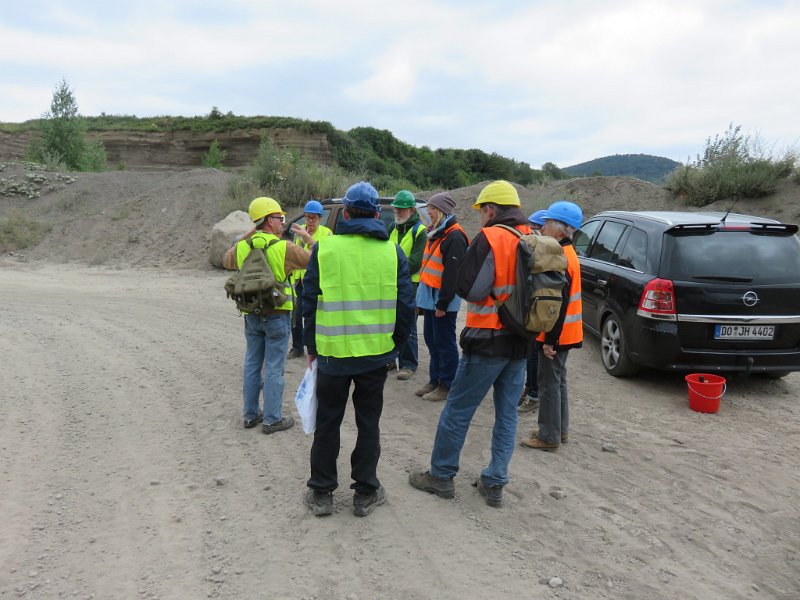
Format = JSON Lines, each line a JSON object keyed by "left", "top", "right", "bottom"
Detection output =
{"left": 395, "top": 215, "right": 410, "bottom": 225}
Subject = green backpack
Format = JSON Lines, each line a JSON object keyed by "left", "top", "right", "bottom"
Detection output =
{"left": 224, "top": 238, "right": 289, "bottom": 315}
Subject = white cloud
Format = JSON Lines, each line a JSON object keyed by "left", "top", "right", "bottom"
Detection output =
{"left": 1, "top": 0, "right": 798, "bottom": 166}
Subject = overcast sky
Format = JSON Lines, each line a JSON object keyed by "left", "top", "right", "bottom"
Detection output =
{"left": 1, "top": 0, "right": 798, "bottom": 168}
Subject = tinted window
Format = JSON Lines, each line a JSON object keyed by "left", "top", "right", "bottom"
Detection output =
{"left": 662, "top": 231, "right": 800, "bottom": 284}
{"left": 618, "top": 228, "right": 647, "bottom": 271}
{"left": 589, "top": 221, "right": 628, "bottom": 263}
{"left": 573, "top": 220, "right": 602, "bottom": 256}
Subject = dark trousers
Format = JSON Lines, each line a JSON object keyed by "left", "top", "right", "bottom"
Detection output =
{"left": 422, "top": 309, "right": 459, "bottom": 388}
{"left": 308, "top": 365, "right": 387, "bottom": 494}
{"left": 290, "top": 280, "right": 303, "bottom": 352}
{"left": 526, "top": 348, "right": 539, "bottom": 397}
{"left": 536, "top": 348, "right": 569, "bottom": 445}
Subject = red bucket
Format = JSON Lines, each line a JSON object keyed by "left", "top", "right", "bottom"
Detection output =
{"left": 685, "top": 373, "right": 726, "bottom": 413}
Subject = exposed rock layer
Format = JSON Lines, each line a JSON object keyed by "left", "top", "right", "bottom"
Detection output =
{"left": 0, "top": 128, "right": 333, "bottom": 170}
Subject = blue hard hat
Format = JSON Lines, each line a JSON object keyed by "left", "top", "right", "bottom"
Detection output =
{"left": 528, "top": 209, "right": 548, "bottom": 226}
{"left": 343, "top": 181, "right": 380, "bottom": 212}
{"left": 544, "top": 200, "right": 583, "bottom": 230}
{"left": 303, "top": 200, "right": 324, "bottom": 215}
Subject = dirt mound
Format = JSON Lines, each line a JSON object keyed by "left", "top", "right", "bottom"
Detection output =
{"left": 1, "top": 162, "right": 236, "bottom": 268}
{"left": 2, "top": 162, "right": 798, "bottom": 268}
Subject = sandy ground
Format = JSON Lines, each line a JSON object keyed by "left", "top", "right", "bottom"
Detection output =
{"left": 1, "top": 262, "right": 798, "bottom": 600}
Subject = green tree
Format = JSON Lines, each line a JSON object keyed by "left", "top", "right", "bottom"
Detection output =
{"left": 30, "top": 79, "right": 106, "bottom": 171}
{"left": 541, "top": 162, "right": 563, "bottom": 180}
{"left": 201, "top": 139, "right": 226, "bottom": 168}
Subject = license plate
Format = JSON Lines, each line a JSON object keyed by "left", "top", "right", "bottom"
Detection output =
{"left": 714, "top": 324, "right": 775, "bottom": 340}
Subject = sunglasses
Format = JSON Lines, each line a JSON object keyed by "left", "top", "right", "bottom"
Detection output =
{"left": 268, "top": 215, "right": 286, "bottom": 223}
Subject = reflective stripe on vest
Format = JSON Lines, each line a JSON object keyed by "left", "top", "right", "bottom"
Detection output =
{"left": 465, "top": 224, "right": 531, "bottom": 330}
{"left": 419, "top": 223, "right": 467, "bottom": 289}
{"left": 315, "top": 235, "right": 398, "bottom": 358}
{"left": 235, "top": 232, "right": 293, "bottom": 311}
{"left": 292, "top": 224, "right": 332, "bottom": 282}
{"left": 390, "top": 221, "right": 426, "bottom": 283}
{"left": 537, "top": 243, "right": 583, "bottom": 345}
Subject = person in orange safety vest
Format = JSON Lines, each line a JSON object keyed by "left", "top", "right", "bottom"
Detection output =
{"left": 520, "top": 200, "right": 584, "bottom": 451}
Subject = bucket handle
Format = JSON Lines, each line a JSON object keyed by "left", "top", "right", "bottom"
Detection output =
{"left": 687, "top": 383, "right": 726, "bottom": 400}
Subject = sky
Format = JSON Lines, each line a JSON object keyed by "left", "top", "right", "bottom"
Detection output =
{"left": 1, "top": 0, "right": 799, "bottom": 168}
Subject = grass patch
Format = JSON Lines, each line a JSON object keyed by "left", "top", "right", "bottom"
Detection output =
{"left": 665, "top": 124, "right": 797, "bottom": 206}
{"left": 0, "top": 212, "right": 52, "bottom": 251}
{"left": 224, "top": 137, "right": 363, "bottom": 215}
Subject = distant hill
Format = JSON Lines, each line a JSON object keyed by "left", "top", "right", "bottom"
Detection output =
{"left": 563, "top": 154, "right": 681, "bottom": 183}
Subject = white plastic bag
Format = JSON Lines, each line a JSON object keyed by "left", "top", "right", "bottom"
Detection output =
{"left": 294, "top": 360, "right": 317, "bottom": 434}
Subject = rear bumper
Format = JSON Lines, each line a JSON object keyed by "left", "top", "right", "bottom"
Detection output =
{"left": 629, "top": 320, "right": 800, "bottom": 373}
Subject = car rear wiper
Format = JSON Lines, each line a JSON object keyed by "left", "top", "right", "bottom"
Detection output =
{"left": 691, "top": 275, "right": 754, "bottom": 282}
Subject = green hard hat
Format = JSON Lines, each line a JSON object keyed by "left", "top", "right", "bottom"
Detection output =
{"left": 392, "top": 190, "right": 416, "bottom": 209}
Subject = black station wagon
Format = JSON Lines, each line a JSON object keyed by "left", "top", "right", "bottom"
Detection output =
{"left": 574, "top": 211, "right": 800, "bottom": 377}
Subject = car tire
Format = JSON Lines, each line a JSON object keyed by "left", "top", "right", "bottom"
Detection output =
{"left": 600, "top": 314, "right": 639, "bottom": 377}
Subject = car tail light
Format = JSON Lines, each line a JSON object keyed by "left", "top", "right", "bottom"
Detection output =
{"left": 637, "top": 278, "right": 677, "bottom": 321}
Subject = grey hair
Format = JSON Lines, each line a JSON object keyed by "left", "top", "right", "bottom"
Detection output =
{"left": 547, "top": 220, "right": 576, "bottom": 239}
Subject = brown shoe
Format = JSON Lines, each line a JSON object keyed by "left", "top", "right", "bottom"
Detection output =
{"left": 408, "top": 470, "right": 455, "bottom": 499}
{"left": 526, "top": 429, "right": 568, "bottom": 443}
{"left": 519, "top": 436, "right": 559, "bottom": 451}
{"left": 261, "top": 416, "right": 295, "bottom": 434}
{"left": 397, "top": 368, "right": 414, "bottom": 381}
{"left": 517, "top": 396, "right": 538, "bottom": 413}
{"left": 415, "top": 382, "right": 437, "bottom": 397}
{"left": 422, "top": 385, "right": 449, "bottom": 402}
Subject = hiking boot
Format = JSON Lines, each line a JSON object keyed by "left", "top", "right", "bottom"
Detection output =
{"left": 287, "top": 348, "right": 304, "bottom": 359}
{"left": 519, "top": 435, "right": 559, "bottom": 451}
{"left": 386, "top": 362, "right": 397, "bottom": 372}
{"left": 517, "top": 385, "right": 528, "bottom": 406}
{"left": 517, "top": 395, "right": 539, "bottom": 413}
{"left": 304, "top": 489, "right": 333, "bottom": 517}
{"left": 422, "top": 385, "right": 449, "bottom": 402}
{"left": 473, "top": 477, "right": 503, "bottom": 508}
{"left": 243, "top": 411, "right": 264, "bottom": 429}
{"left": 261, "top": 416, "right": 295, "bottom": 434}
{"left": 397, "top": 368, "right": 414, "bottom": 381}
{"left": 525, "top": 429, "right": 568, "bottom": 443}
{"left": 408, "top": 470, "right": 455, "bottom": 499}
{"left": 415, "top": 382, "right": 437, "bottom": 397}
{"left": 353, "top": 486, "right": 387, "bottom": 517}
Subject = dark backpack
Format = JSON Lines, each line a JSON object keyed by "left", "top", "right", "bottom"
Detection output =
{"left": 224, "top": 238, "right": 289, "bottom": 315}
{"left": 490, "top": 225, "right": 568, "bottom": 339}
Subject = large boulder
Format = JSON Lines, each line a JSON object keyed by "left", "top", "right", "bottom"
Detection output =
{"left": 209, "top": 211, "right": 252, "bottom": 269}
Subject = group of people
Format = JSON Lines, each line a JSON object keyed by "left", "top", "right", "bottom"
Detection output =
{"left": 223, "top": 179, "right": 583, "bottom": 516}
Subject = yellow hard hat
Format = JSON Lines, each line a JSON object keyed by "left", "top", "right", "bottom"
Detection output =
{"left": 472, "top": 180, "right": 521, "bottom": 209}
{"left": 248, "top": 197, "right": 285, "bottom": 223}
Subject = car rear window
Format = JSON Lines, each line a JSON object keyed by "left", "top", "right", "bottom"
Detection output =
{"left": 662, "top": 230, "right": 800, "bottom": 284}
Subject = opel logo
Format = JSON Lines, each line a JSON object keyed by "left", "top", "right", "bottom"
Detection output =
{"left": 742, "top": 291, "right": 759, "bottom": 307}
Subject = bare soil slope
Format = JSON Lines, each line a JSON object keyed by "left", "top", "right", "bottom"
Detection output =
{"left": 3, "top": 163, "right": 797, "bottom": 268}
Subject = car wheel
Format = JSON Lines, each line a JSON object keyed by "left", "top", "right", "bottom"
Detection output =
{"left": 600, "top": 314, "right": 639, "bottom": 377}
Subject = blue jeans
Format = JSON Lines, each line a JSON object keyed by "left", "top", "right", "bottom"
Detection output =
{"left": 422, "top": 309, "right": 459, "bottom": 388}
{"left": 536, "top": 348, "right": 570, "bottom": 445}
{"left": 397, "top": 315, "right": 418, "bottom": 371}
{"left": 243, "top": 312, "right": 290, "bottom": 425}
{"left": 430, "top": 353, "right": 525, "bottom": 487}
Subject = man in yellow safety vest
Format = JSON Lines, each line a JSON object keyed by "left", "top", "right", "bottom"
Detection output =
{"left": 387, "top": 190, "right": 427, "bottom": 381}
